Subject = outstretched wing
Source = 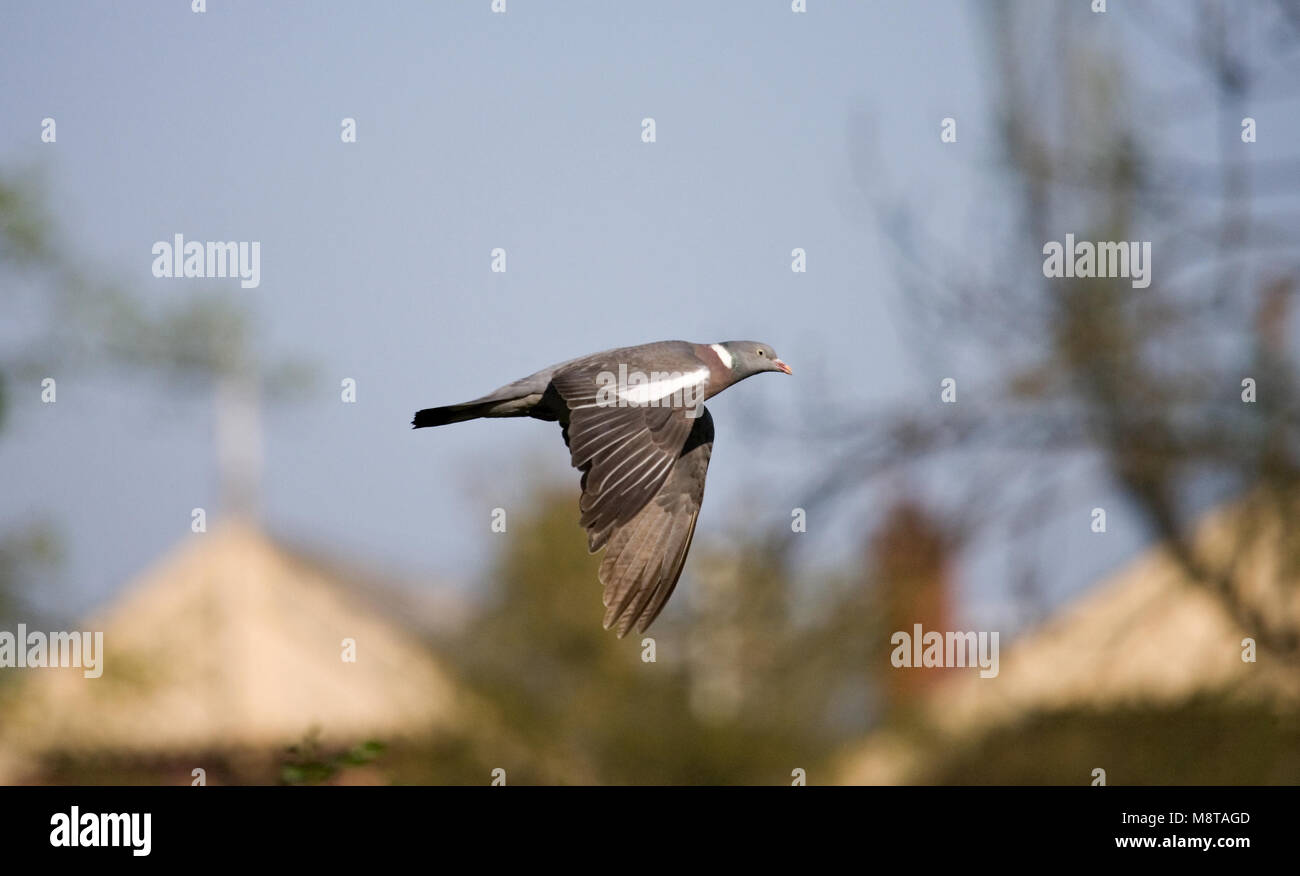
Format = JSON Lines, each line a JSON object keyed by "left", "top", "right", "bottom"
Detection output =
{"left": 595, "top": 407, "right": 713, "bottom": 636}
{"left": 552, "top": 359, "right": 706, "bottom": 552}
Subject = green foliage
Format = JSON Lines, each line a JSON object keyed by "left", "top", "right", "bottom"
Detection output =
{"left": 280, "top": 728, "right": 387, "bottom": 786}
{"left": 929, "top": 696, "right": 1300, "bottom": 785}
{"left": 450, "top": 487, "right": 881, "bottom": 784}
{"left": 0, "top": 173, "right": 50, "bottom": 265}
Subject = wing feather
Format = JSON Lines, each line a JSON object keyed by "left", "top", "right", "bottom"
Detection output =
{"left": 596, "top": 409, "right": 714, "bottom": 636}
{"left": 552, "top": 360, "right": 704, "bottom": 543}
{"left": 550, "top": 353, "right": 714, "bottom": 635}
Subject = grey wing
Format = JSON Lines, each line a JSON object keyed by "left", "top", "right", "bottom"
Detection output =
{"left": 552, "top": 361, "right": 703, "bottom": 552}
{"left": 596, "top": 408, "right": 714, "bottom": 637}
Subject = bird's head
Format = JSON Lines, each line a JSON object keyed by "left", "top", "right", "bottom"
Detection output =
{"left": 717, "top": 341, "right": 792, "bottom": 379}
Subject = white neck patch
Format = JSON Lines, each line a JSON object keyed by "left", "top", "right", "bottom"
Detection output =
{"left": 710, "top": 343, "right": 734, "bottom": 370}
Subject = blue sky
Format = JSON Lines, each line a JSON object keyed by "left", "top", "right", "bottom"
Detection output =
{"left": 5, "top": 1, "right": 1282, "bottom": 629}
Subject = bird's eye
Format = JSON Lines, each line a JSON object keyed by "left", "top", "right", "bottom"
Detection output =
{"left": 757, "top": 349, "right": 765, "bottom": 356}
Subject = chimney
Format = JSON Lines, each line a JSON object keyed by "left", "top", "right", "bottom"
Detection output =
{"left": 869, "top": 498, "right": 953, "bottom": 708}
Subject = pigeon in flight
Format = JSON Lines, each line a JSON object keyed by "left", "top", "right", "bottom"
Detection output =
{"left": 412, "top": 340, "right": 792, "bottom": 636}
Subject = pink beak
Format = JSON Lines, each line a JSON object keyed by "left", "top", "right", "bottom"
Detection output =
{"left": 773, "top": 359, "right": 792, "bottom": 375}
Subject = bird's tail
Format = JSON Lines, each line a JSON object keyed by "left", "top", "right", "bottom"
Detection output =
{"left": 413, "top": 375, "right": 552, "bottom": 429}
{"left": 412, "top": 382, "right": 550, "bottom": 427}
{"left": 411, "top": 400, "right": 499, "bottom": 428}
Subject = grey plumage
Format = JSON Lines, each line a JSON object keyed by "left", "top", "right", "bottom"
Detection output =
{"left": 412, "top": 339, "right": 790, "bottom": 636}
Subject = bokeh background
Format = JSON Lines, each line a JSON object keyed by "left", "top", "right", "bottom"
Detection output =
{"left": 1, "top": 0, "right": 1299, "bottom": 784}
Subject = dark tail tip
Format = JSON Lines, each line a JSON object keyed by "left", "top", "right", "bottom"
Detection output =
{"left": 412, "top": 407, "right": 447, "bottom": 429}
{"left": 413, "top": 398, "right": 496, "bottom": 429}
{"left": 412, "top": 404, "right": 475, "bottom": 429}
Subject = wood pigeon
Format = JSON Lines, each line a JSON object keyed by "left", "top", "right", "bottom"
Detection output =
{"left": 412, "top": 340, "right": 792, "bottom": 636}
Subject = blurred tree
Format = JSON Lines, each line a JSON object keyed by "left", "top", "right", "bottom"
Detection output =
{"left": 932, "top": 695, "right": 1300, "bottom": 785}
{"left": 451, "top": 486, "right": 886, "bottom": 784}
{"left": 820, "top": 0, "right": 1300, "bottom": 662}
{"left": 0, "top": 172, "right": 63, "bottom": 628}
{"left": 0, "top": 169, "right": 315, "bottom": 626}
